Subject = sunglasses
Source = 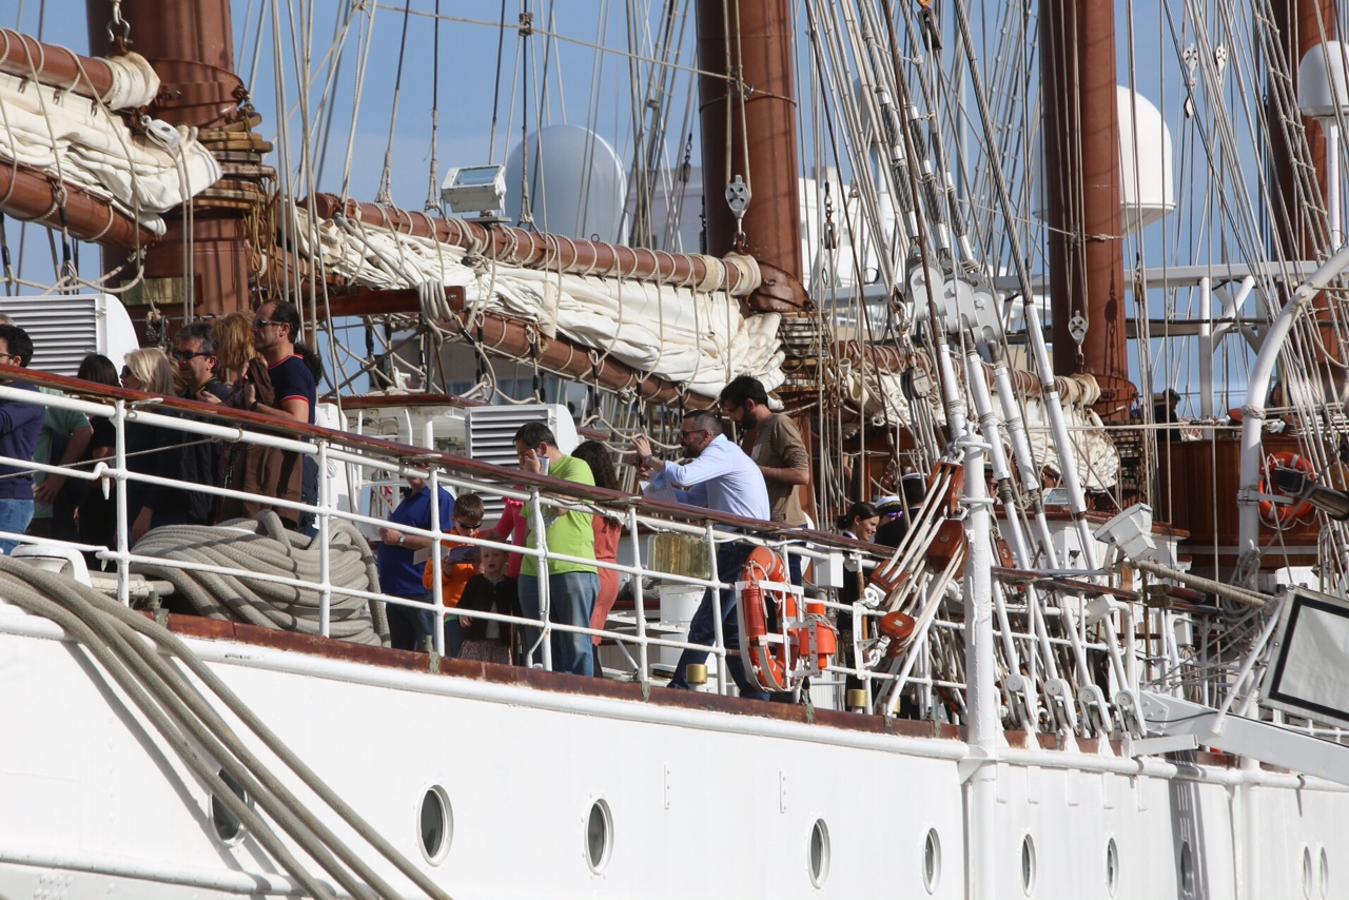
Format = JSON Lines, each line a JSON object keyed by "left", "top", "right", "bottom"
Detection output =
{"left": 173, "top": 350, "right": 212, "bottom": 361}
{"left": 253, "top": 318, "right": 281, "bottom": 330}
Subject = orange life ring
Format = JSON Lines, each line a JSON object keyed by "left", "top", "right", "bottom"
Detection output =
{"left": 737, "top": 546, "right": 837, "bottom": 693}
{"left": 1258, "top": 451, "right": 1316, "bottom": 526}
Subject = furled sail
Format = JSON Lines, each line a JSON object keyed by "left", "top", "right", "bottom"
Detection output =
{"left": 0, "top": 54, "right": 220, "bottom": 236}
{"left": 294, "top": 208, "right": 786, "bottom": 399}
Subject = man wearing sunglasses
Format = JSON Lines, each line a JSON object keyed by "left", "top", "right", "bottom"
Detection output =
{"left": 632, "top": 410, "right": 771, "bottom": 700}
{"left": 174, "top": 323, "right": 230, "bottom": 403}
{"left": 0, "top": 324, "right": 44, "bottom": 552}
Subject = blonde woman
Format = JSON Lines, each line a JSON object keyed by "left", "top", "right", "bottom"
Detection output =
{"left": 120, "top": 348, "right": 214, "bottom": 541}
{"left": 206, "top": 311, "right": 256, "bottom": 405}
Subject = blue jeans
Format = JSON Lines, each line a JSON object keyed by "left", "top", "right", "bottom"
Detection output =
{"left": 518, "top": 571, "right": 599, "bottom": 676}
{"left": 668, "top": 541, "right": 769, "bottom": 701}
{"left": 0, "top": 498, "right": 34, "bottom": 555}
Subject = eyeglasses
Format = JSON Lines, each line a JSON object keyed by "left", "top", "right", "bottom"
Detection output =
{"left": 119, "top": 367, "right": 132, "bottom": 380}
{"left": 0, "top": 352, "right": 17, "bottom": 364}
{"left": 680, "top": 428, "right": 707, "bottom": 438}
{"left": 252, "top": 318, "right": 281, "bottom": 331}
{"left": 173, "top": 349, "right": 212, "bottom": 361}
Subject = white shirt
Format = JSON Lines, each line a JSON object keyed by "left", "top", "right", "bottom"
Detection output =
{"left": 644, "top": 434, "right": 771, "bottom": 522}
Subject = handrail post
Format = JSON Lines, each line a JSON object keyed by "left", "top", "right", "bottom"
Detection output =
{"left": 114, "top": 400, "right": 129, "bottom": 606}
{"left": 317, "top": 440, "right": 332, "bottom": 638}
{"left": 428, "top": 465, "right": 445, "bottom": 657}
{"left": 705, "top": 522, "right": 727, "bottom": 695}
{"left": 625, "top": 505, "right": 648, "bottom": 686}
{"left": 529, "top": 486, "right": 552, "bottom": 671}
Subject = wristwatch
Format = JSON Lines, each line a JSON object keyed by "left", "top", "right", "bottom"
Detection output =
{"left": 396, "top": 532, "right": 406, "bottom": 546}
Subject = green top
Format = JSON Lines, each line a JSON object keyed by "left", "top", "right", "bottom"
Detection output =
{"left": 521, "top": 454, "right": 597, "bottom": 577}
{"left": 34, "top": 388, "right": 91, "bottom": 519}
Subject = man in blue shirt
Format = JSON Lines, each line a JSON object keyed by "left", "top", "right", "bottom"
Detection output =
{"left": 243, "top": 300, "right": 319, "bottom": 529}
{"left": 377, "top": 476, "right": 456, "bottom": 651}
{"left": 633, "top": 411, "right": 772, "bottom": 700}
{"left": 0, "top": 324, "right": 45, "bottom": 553}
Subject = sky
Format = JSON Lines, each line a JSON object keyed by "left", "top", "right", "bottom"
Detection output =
{"left": 0, "top": 0, "right": 1322, "bottom": 411}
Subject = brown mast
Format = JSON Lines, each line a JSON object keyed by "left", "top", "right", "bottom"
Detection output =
{"left": 695, "top": 0, "right": 807, "bottom": 310}
{"left": 1269, "top": 0, "right": 1338, "bottom": 260}
{"left": 86, "top": 0, "right": 253, "bottom": 318}
{"left": 1040, "top": 0, "right": 1135, "bottom": 423}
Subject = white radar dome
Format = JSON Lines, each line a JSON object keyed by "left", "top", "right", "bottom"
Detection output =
{"left": 1298, "top": 41, "right": 1349, "bottom": 118}
{"left": 1116, "top": 86, "right": 1175, "bottom": 233}
{"left": 504, "top": 125, "right": 627, "bottom": 243}
{"left": 1033, "top": 86, "right": 1174, "bottom": 234}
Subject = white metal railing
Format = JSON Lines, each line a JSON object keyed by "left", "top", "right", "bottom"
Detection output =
{"left": 0, "top": 370, "right": 1241, "bottom": 732}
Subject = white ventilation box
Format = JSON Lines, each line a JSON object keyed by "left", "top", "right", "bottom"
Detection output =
{"left": 465, "top": 403, "right": 579, "bottom": 519}
{"left": 0, "top": 294, "right": 139, "bottom": 375}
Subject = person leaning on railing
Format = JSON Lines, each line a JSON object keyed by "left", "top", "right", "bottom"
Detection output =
{"left": 632, "top": 410, "right": 772, "bottom": 701}
{"left": 377, "top": 474, "right": 456, "bottom": 652}
{"left": 513, "top": 422, "right": 599, "bottom": 677}
{"left": 420, "top": 492, "right": 485, "bottom": 656}
{"left": 0, "top": 323, "right": 45, "bottom": 553}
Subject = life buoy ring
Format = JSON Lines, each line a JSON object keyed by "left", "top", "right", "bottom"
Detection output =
{"left": 737, "top": 546, "right": 837, "bottom": 693}
{"left": 1258, "top": 451, "right": 1316, "bottom": 526}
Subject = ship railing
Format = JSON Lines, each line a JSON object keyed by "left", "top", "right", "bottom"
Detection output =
{"left": 0, "top": 371, "right": 1163, "bottom": 725}
{"left": 0, "top": 370, "right": 916, "bottom": 704}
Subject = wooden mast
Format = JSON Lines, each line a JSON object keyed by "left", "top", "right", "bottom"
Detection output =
{"left": 86, "top": 0, "right": 253, "bottom": 318}
{"left": 695, "top": 0, "right": 807, "bottom": 311}
{"left": 1269, "top": 0, "right": 1338, "bottom": 261}
{"left": 1040, "top": 0, "right": 1135, "bottom": 424}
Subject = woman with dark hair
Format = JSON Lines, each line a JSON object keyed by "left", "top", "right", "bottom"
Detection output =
{"left": 571, "top": 439, "right": 622, "bottom": 676}
{"left": 837, "top": 501, "right": 880, "bottom": 543}
{"left": 75, "top": 354, "right": 119, "bottom": 564}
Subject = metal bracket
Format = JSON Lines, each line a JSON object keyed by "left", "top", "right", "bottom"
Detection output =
{"left": 1129, "top": 733, "right": 1198, "bottom": 758}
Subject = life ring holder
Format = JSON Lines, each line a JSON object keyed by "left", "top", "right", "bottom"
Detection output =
{"left": 1257, "top": 450, "right": 1316, "bottom": 528}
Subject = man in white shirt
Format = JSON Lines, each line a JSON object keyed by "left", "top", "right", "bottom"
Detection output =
{"left": 633, "top": 411, "right": 772, "bottom": 700}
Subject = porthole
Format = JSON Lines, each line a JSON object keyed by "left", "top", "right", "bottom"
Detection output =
{"left": 418, "top": 786, "right": 452, "bottom": 864}
{"left": 1303, "top": 846, "right": 1314, "bottom": 898}
{"left": 210, "top": 768, "right": 248, "bottom": 844}
{"left": 1320, "top": 846, "right": 1329, "bottom": 899}
{"left": 1179, "top": 840, "right": 1195, "bottom": 896}
{"left": 922, "top": 828, "right": 941, "bottom": 894}
{"left": 1106, "top": 837, "right": 1119, "bottom": 897}
{"left": 586, "top": 799, "right": 613, "bottom": 874}
{"left": 1020, "top": 834, "right": 1037, "bottom": 896}
{"left": 808, "top": 819, "right": 830, "bottom": 888}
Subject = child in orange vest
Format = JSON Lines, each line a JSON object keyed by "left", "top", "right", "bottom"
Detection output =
{"left": 421, "top": 492, "right": 485, "bottom": 654}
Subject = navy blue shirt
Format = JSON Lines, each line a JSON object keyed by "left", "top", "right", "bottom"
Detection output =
{"left": 377, "top": 485, "right": 456, "bottom": 597}
{"left": 0, "top": 383, "right": 45, "bottom": 500}
{"left": 268, "top": 355, "right": 316, "bottom": 424}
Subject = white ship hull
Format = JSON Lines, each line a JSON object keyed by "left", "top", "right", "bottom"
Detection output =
{"left": 1, "top": 606, "right": 1345, "bottom": 899}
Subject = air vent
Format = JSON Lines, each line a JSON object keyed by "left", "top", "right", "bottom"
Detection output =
{"left": 0, "top": 294, "right": 138, "bottom": 376}
{"left": 464, "top": 403, "right": 579, "bottom": 519}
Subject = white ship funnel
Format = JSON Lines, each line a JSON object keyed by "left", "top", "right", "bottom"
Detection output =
{"left": 504, "top": 124, "right": 626, "bottom": 243}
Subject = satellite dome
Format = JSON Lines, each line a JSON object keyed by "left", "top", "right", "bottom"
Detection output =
{"left": 1116, "top": 86, "right": 1175, "bottom": 232}
{"left": 1033, "top": 86, "right": 1174, "bottom": 233}
{"left": 1298, "top": 41, "right": 1349, "bottom": 118}
{"left": 504, "top": 125, "right": 626, "bottom": 242}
